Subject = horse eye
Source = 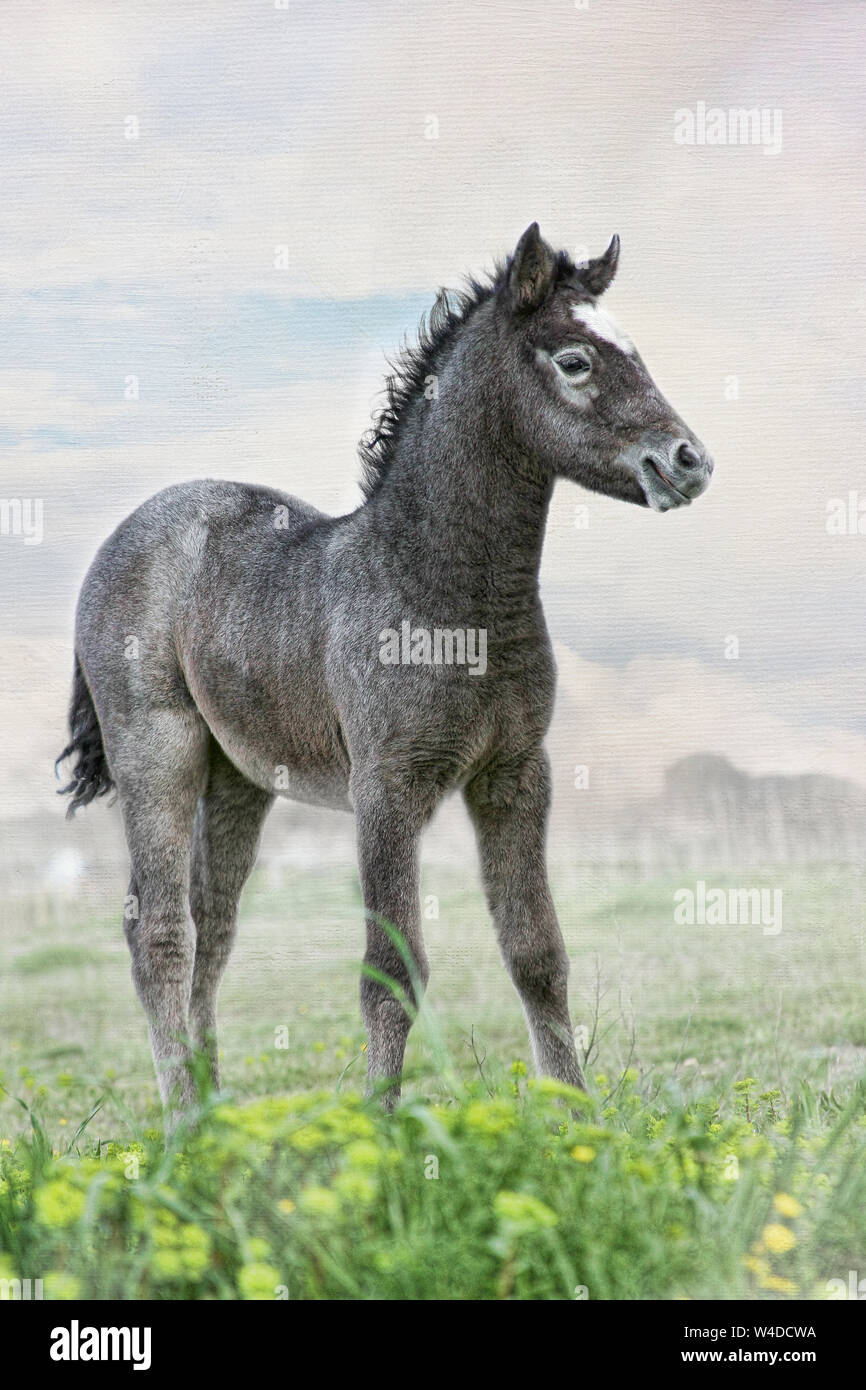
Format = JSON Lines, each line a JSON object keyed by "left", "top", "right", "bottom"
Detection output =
{"left": 554, "top": 351, "right": 592, "bottom": 381}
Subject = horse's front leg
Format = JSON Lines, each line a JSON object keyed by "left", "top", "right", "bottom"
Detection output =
{"left": 352, "top": 774, "right": 430, "bottom": 1109}
{"left": 465, "top": 748, "right": 585, "bottom": 1091}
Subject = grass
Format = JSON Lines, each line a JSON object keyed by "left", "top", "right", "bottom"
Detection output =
{"left": 1, "top": 859, "right": 865, "bottom": 1299}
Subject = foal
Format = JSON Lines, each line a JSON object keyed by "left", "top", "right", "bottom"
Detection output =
{"left": 59, "top": 224, "right": 712, "bottom": 1119}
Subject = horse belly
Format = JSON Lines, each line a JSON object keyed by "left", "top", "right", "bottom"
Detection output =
{"left": 183, "top": 654, "right": 351, "bottom": 811}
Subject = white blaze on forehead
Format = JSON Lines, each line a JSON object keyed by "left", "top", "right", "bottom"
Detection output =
{"left": 571, "top": 303, "right": 635, "bottom": 356}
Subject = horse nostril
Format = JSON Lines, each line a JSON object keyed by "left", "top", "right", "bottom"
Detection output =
{"left": 676, "top": 442, "right": 702, "bottom": 470}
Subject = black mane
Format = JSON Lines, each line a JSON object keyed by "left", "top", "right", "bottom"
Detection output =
{"left": 358, "top": 249, "right": 580, "bottom": 498}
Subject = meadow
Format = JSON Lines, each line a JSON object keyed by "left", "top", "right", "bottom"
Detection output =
{"left": 1, "top": 858, "right": 865, "bottom": 1300}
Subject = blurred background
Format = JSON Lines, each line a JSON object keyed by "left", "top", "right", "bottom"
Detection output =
{"left": 1, "top": 0, "right": 864, "bottom": 1118}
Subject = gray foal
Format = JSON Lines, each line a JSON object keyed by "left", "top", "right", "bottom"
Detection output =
{"left": 58, "top": 224, "right": 712, "bottom": 1121}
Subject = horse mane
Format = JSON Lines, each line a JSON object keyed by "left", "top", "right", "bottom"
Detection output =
{"left": 357, "top": 248, "right": 582, "bottom": 498}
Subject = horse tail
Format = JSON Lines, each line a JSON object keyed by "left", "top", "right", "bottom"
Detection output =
{"left": 56, "top": 654, "right": 114, "bottom": 817}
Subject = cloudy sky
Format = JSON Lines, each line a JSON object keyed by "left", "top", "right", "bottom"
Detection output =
{"left": 2, "top": 0, "right": 865, "bottom": 831}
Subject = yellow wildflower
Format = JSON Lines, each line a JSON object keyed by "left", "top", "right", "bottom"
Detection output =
{"left": 35, "top": 1179, "right": 85, "bottom": 1229}
{"left": 760, "top": 1274, "right": 798, "bottom": 1294}
{"left": 762, "top": 1223, "right": 797, "bottom": 1254}
{"left": 344, "top": 1140, "right": 381, "bottom": 1170}
{"left": 238, "top": 1262, "right": 282, "bottom": 1300}
{"left": 772, "top": 1193, "right": 803, "bottom": 1219}
{"left": 298, "top": 1185, "right": 340, "bottom": 1217}
{"left": 494, "top": 1190, "right": 558, "bottom": 1231}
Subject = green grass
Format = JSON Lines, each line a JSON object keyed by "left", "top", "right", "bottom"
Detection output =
{"left": 11, "top": 946, "right": 113, "bottom": 975}
{"left": 1, "top": 860, "right": 865, "bottom": 1298}
{"left": 2, "top": 1071, "right": 866, "bottom": 1300}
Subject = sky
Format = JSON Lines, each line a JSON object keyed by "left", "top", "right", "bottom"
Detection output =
{"left": 1, "top": 0, "right": 865, "bottom": 831}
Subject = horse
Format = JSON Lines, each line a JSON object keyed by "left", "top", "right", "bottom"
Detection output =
{"left": 57, "top": 223, "right": 713, "bottom": 1123}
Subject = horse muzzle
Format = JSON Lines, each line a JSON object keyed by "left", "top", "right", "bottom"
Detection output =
{"left": 626, "top": 430, "right": 714, "bottom": 512}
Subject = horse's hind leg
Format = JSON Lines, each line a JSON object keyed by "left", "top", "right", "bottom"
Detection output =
{"left": 108, "top": 706, "right": 210, "bottom": 1120}
{"left": 189, "top": 743, "right": 273, "bottom": 1087}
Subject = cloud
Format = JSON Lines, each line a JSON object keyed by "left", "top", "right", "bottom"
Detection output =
{"left": 2, "top": 0, "right": 863, "bottom": 304}
{"left": 1, "top": 0, "right": 864, "bottom": 815}
{"left": 0, "top": 371, "right": 131, "bottom": 440}
{"left": 550, "top": 644, "right": 866, "bottom": 803}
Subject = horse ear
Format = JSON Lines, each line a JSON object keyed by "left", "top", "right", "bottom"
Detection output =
{"left": 506, "top": 222, "right": 558, "bottom": 312}
{"left": 580, "top": 234, "right": 620, "bottom": 297}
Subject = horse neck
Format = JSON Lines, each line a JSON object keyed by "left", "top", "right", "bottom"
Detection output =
{"left": 360, "top": 392, "right": 553, "bottom": 619}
